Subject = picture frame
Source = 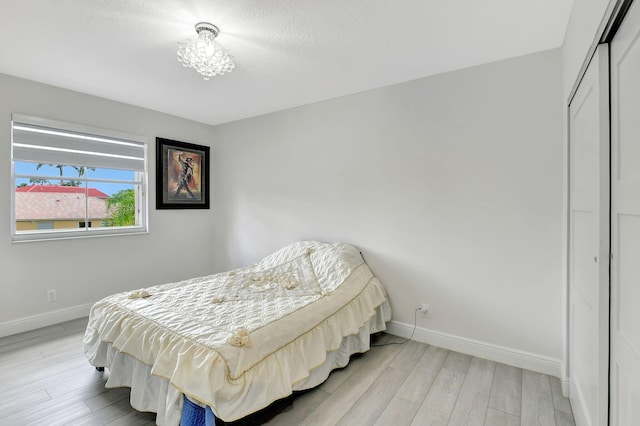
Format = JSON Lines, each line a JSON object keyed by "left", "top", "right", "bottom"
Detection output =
{"left": 156, "top": 137, "right": 210, "bottom": 209}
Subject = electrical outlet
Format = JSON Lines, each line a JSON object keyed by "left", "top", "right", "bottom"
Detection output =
{"left": 47, "top": 289, "right": 57, "bottom": 302}
{"left": 418, "top": 303, "right": 430, "bottom": 316}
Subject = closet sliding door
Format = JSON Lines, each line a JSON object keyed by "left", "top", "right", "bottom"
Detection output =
{"left": 567, "top": 44, "right": 610, "bottom": 426}
{"left": 610, "top": 0, "right": 640, "bottom": 423}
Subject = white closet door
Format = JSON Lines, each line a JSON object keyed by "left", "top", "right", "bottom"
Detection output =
{"left": 568, "top": 44, "right": 610, "bottom": 426}
{"left": 610, "top": 0, "right": 640, "bottom": 424}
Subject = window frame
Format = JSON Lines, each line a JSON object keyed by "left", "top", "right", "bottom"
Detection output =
{"left": 11, "top": 113, "right": 149, "bottom": 242}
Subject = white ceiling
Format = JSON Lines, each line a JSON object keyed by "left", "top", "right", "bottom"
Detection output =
{"left": 0, "top": 0, "right": 573, "bottom": 126}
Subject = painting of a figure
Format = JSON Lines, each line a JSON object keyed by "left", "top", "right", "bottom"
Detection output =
{"left": 168, "top": 149, "right": 201, "bottom": 200}
{"left": 156, "top": 138, "right": 210, "bottom": 209}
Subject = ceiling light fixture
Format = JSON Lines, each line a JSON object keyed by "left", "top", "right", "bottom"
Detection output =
{"left": 177, "top": 22, "right": 235, "bottom": 80}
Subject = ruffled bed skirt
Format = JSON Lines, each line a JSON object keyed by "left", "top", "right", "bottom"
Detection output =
{"left": 99, "top": 300, "right": 391, "bottom": 425}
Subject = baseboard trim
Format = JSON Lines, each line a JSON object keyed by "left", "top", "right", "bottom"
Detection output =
{"left": 386, "top": 320, "right": 562, "bottom": 378}
{"left": 0, "top": 304, "right": 92, "bottom": 338}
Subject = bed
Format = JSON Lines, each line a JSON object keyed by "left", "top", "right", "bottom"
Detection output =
{"left": 83, "top": 241, "right": 391, "bottom": 425}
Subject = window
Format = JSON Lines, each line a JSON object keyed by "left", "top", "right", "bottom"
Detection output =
{"left": 11, "top": 114, "right": 148, "bottom": 241}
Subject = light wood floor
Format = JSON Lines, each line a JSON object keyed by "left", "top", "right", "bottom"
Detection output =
{"left": 0, "top": 318, "right": 574, "bottom": 426}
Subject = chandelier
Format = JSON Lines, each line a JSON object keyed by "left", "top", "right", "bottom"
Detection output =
{"left": 177, "top": 22, "right": 235, "bottom": 80}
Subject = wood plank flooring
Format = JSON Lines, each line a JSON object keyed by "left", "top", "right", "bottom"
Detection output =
{"left": 0, "top": 319, "right": 575, "bottom": 425}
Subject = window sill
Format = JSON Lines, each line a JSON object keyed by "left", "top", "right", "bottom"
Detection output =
{"left": 11, "top": 226, "right": 149, "bottom": 243}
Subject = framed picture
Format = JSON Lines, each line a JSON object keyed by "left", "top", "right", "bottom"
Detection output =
{"left": 156, "top": 137, "right": 210, "bottom": 209}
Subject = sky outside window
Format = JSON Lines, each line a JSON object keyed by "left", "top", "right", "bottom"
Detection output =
{"left": 14, "top": 162, "right": 135, "bottom": 195}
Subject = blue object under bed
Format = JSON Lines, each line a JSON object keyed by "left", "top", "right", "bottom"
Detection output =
{"left": 180, "top": 395, "right": 216, "bottom": 426}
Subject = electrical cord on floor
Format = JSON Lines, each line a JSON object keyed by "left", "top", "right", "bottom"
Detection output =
{"left": 371, "top": 308, "right": 419, "bottom": 347}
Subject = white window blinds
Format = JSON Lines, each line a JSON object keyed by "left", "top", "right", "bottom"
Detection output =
{"left": 12, "top": 114, "right": 146, "bottom": 172}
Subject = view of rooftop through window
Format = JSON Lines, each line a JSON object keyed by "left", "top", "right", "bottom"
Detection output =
{"left": 14, "top": 162, "right": 142, "bottom": 235}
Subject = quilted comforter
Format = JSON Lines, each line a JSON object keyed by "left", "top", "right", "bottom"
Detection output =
{"left": 83, "top": 241, "right": 390, "bottom": 422}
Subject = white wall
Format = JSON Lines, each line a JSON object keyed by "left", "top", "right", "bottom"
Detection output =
{"left": 0, "top": 74, "right": 216, "bottom": 335}
{"left": 211, "top": 49, "right": 564, "bottom": 361}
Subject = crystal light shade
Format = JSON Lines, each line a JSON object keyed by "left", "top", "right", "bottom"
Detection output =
{"left": 177, "top": 22, "right": 234, "bottom": 80}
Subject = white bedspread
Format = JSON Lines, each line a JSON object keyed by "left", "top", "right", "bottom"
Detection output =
{"left": 83, "top": 241, "right": 390, "bottom": 422}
